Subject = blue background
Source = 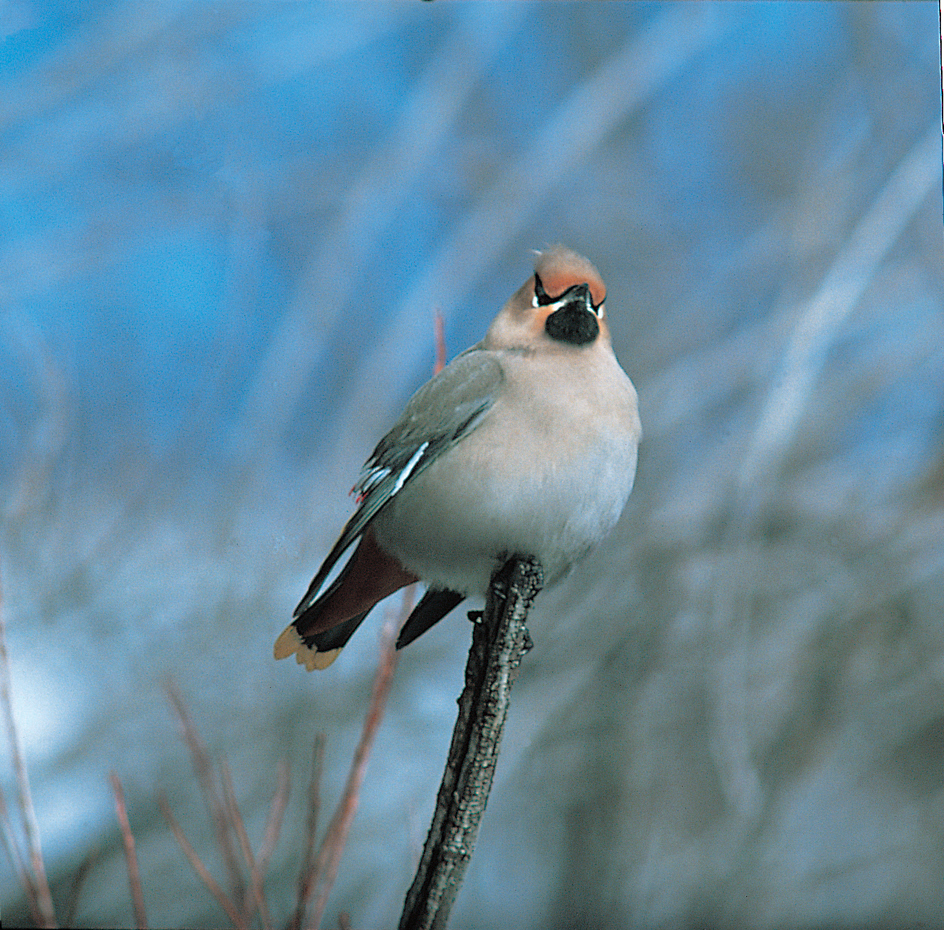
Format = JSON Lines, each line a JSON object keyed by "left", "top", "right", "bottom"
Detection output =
{"left": 1, "top": 3, "right": 942, "bottom": 927}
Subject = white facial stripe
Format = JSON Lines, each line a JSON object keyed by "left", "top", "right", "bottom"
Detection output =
{"left": 543, "top": 292, "right": 602, "bottom": 317}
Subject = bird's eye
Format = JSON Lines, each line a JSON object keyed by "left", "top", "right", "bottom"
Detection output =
{"left": 533, "top": 273, "right": 554, "bottom": 307}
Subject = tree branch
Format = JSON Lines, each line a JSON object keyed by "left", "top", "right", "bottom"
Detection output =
{"left": 398, "top": 556, "right": 544, "bottom": 930}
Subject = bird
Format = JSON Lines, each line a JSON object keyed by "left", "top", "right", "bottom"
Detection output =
{"left": 274, "top": 245, "right": 641, "bottom": 671}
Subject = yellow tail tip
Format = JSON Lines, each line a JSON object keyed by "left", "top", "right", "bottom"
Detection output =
{"left": 273, "top": 624, "right": 341, "bottom": 671}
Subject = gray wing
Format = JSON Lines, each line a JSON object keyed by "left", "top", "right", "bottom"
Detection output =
{"left": 294, "top": 348, "right": 503, "bottom": 616}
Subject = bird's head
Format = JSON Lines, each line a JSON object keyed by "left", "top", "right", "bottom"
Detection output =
{"left": 485, "top": 246, "right": 611, "bottom": 352}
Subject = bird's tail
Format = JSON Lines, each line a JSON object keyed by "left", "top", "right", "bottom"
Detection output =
{"left": 274, "top": 608, "right": 371, "bottom": 670}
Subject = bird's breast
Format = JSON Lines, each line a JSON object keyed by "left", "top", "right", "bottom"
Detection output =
{"left": 372, "top": 351, "right": 640, "bottom": 596}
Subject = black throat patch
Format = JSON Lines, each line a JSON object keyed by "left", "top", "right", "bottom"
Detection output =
{"left": 545, "top": 301, "right": 600, "bottom": 346}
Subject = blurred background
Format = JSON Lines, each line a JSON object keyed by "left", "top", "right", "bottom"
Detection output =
{"left": 2, "top": 2, "right": 942, "bottom": 927}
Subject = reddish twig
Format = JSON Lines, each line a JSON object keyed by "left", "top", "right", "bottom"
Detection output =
{"left": 0, "top": 785, "right": 42, "bottom": 925}
{"left": 164, "top": 681, "right": 246, "bottom": 903}
{"left": 64, "top": 844, "right": 103, "bottom": 928}
{"left": 433, "top": 309, "right": 447, "bottom": 375}
{"left": 110, "top": 771, "right": 147, "bottom": 929}
{"left": 257, "top": 757, "right": 291, "bottom": 886}
{"left": 159, "top": 793, "right": 248, "bottom": 930}
{"left": 160, "top": 687, "right": 298, "bottom": 930}
{"left": 220, "top": 762, "right": 272, "bottom": 930}
{"left": 291, "top": 734, "right": 326, "bottom": 930}
{"left": 307, "top": 615, "right": 401, "bottom": 929}
{"left": 0, "top": 559, "right": 56, "bottom": 928}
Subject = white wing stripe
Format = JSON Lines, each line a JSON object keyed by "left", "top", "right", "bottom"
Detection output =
{"left": 362, "top": 466, "right": 390, "bottom": 492}
{"left": 392, "top": 441, "right": 429, "bottom": 496}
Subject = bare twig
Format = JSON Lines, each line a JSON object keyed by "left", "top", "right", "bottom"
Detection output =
{"left": 398, "top": 556, "right": 543, "bottom": 930}
{"left": 110, "top": 771, "right": 147, "bottom": 929}
{"left": 433, "top": 309, "right": 447, "bottom": 375}
{"left": 0, "top": 559, "right": 57, "bottom": 928}
{"left": 164, "top": 680, "right": 246, "bottom": 903}
{"left": 257, "top": 757, "right": 291, "bottom": 885}
{"left": 307, "top": 617, "right": 400, "bottom": 929}
{"left": 0, "top": 785, "right": 42, "bottom": 924}
{"left": 64, "top": 844, "right": 103, "bottom": 928}
{"left": 291, "top": 590, "right": 413, "bottom": 930}
{"left": 160, "top": 688, "right": 296, "bottom": 930}
{"left": 158, "top": 794, "right": 248, "bottom": 930}
{"left": 220, "top": 762, "right": 273, "bottom": 930}
{"left": 291, "top": 734, "right": 326, "bottom": 930}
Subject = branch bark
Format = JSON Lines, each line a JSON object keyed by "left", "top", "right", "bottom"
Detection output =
{"left": 398, "top": 556, "right": 544, "bottom": 930}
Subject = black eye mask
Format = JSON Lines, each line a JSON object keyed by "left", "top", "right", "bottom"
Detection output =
{"left": 533, "top": 272, "right": 605, "bottom": 313}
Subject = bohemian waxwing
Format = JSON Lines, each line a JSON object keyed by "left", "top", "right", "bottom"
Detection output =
{"left": 275, "top": 246, "right": 641, "bottom": 671}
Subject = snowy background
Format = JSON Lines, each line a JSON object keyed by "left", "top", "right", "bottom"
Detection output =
{"left": 2, "top": 2, "right": 942, "bottom": 927}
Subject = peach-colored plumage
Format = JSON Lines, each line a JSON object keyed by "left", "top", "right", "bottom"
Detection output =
{"left": 275, "top": 246, "right": 641, "bottom": 670}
